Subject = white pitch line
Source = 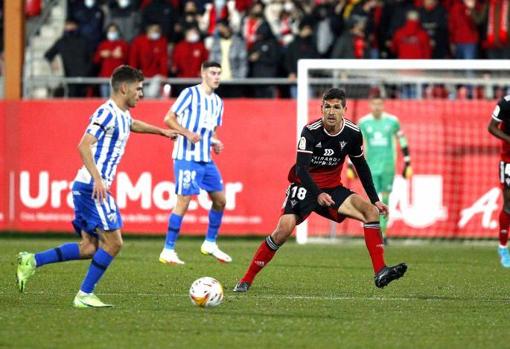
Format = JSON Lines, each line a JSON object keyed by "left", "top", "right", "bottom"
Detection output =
{"left": 3, "top": 291, "right": 508, "bottom": 303}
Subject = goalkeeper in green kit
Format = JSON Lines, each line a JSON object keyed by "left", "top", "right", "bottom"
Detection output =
{"left": 348, "top": 95, "right": 412, "bottom": 244}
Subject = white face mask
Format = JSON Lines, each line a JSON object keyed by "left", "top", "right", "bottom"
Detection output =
{"left": 186, "top": 33, "right": 200, "bottom": 43}
{"left": 118, "top": 0, "right": 130, "bottom": 8}
{"left": 148, "top": 31, "right": 161, "bottom": 40}
{"left": 284, "top": 1, "right": 294, "bottom": 12}
{"left": 107, "top": 31, "right": 119, "bottom": 41}
{"left": 84, "top": 0, "right": 95, "bottom": 8}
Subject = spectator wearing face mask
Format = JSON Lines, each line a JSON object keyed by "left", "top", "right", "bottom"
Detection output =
{"left": 173, "top": 0, "right": 201, "bottom": 43}
{"left": 93, "top": 23, "right": 130, "bottom": 97}
{"left": 284, "top": 18, "right": 319, "bottom": 98}
{"left": 242, "top": 2, "right": 265, "bottom": 50}
{"left": 209, "top": 19, "right": 247, "bottom": 96}
{"left": 129, "top": 23, "right": 168, "bottom": 78}
{"left": 171, "top": 26, "right": 209, "bottom": 77}
{"left": 104, "top": 0, "right": 142, "bottom": 43}
{"left": 248, "top": 21, "right": 282, "bottom": 98}
{"left": 44, "top": 19, "right": 92, "bottom": 97}
{"left": 141, "top": 0, "right": 176, "bottom": 40}
{"left": 68, "top": 0, "right": 105, "bottom": 54}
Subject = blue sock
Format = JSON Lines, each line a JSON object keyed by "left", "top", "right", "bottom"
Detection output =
{"left": 80, "top": 248, "right": 113, "bottom": 294}
{"left": 34, "top": 243, "right": 80, "bottom": 267}
{"left": 205, "top": 209, "right": 224, "bottom": 242}
{"left": 164, "top": 214, "right": 183, "bottom": 249}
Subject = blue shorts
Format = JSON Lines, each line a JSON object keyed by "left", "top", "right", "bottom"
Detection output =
{"left": 174, "top": 160, "right": 224, "bottom": 196}
{"left": 71, "top": 181, "right": 123, "bottom": 238}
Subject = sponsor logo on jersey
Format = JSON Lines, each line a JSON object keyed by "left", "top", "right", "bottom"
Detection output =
{"left": 290, "top": 200, "right": 298, "bottom": 207}
{"left": 315, "top": 142, "right": 322, "bottom": 148}
{"left": 324, "top": 149, "right": 334, "bottom": 156}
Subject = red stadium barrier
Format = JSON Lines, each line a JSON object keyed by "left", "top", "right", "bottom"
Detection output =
{"left": 0, "top": 99, "right": 502, "bottom": 238}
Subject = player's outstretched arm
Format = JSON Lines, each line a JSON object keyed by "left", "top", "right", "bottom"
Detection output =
{"left": 77, "top": 133, "right": 107, "bottom": 202}
{"left": 131, "top": 119, "right": 178, "bottom": 139}
{"left": 350, "top": 155, "right": 380, "bottom": 205}
{"left": 397, "top": 130, "right": 412, "bottom": 178}
{"left": 488, "top": 118, "right": 510, "bottom": 143}
{"left": 163, "top": 110, "right": 201, "bottom": 143}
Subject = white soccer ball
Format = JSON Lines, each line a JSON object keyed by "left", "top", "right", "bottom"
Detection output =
{"left": 189, "top": 277, "right": 224, "bottom": 308}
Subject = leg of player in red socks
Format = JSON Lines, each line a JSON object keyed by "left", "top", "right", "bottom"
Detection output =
{"left": 363, "top": 222, "right": 386, "bottom": 273}
{"left": 234, "top": 215, "right": 295, "bottom": 292}
{"left": 239, "top": 236, "right": 279, "bottom": 285}
{"left": 499, "top": 210, "right": 510, "bottom": 247}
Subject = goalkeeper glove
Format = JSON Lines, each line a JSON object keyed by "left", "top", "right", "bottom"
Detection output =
{"left": 346, "top": 163, "right": 357, "bottom": 180}
{"left": 403, "top": 163, "right": 413, "bottom": 179}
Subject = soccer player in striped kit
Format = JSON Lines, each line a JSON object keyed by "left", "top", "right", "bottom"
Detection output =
{"left": 16, "top": 65, "right": 179, "bottom": 307}
{"left": 489, "top": 95, "right": 510, "bottom": 268}
{"left": 159, "top": 61, "right": 232, "bottom": 265}
{"left": 234, "top": 88, "right": 407, "bottom": 293}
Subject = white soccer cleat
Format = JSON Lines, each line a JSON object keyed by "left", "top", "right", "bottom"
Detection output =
{"left": 200, "top": 241, "right": 232, "bottom": 263}
{"left": 159, "top": 249, "right": 185, "bottom": 265}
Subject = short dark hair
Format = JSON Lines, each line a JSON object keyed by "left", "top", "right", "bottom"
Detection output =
{"left": 202, "top": 61, "right": 222, "bottom": 70}
{"left": 322, "top": 88, "right": 346, "bottom": 106}
{"left": 111, "top": 65, "right": 144, "bottom": 92}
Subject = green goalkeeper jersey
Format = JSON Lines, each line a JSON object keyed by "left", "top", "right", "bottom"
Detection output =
{"left": 358, "top": 112, "right": 401, "bottom": 175}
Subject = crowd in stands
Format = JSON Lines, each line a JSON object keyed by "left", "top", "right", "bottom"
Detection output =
{"left": 39, "top": 0, "right": 510, "bottom": 98}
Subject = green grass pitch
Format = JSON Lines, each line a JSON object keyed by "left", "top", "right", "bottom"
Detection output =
{"left": 1, "top": 235, "right": 510, "bottom": 348}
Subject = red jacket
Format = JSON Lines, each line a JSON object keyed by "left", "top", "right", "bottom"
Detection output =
{"left": 129, "top": 34, "right": 168, "bottom": 77}
{"left": 93, "top": 39, "right": 129, "bottom": 77}
{"left": 392, "top": 20, "right": 432, "bottom": 58}
{"left": 171, "top": 41, "right": 209, "bottom": 78}
{"left": 448, "top": 2, "right": 479, "bottom": 44}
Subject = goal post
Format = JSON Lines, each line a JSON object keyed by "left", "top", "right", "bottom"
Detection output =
{"left": 296, "top": 59, "right": 510, "bottom": 244}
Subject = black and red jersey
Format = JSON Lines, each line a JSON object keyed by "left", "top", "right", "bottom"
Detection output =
{"left": 288, "top": 118, "right": 364, "bottom": 189}
{"left": 492, "top": 96, "right": 510, "bottom": 162}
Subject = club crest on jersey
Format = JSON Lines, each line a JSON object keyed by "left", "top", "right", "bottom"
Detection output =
{"left": 340, "top": 141, "right": 347, "bottom": 150}
{"left": 107, "top": 213, "right": 117, "bottom": 223}
{"left": 298, "top": 137, "right": 306, "bottom": 150}
{"left": 324, "top": 149, "right": 334, "bottom": 156}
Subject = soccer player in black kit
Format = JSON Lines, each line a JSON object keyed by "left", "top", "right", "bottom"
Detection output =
{"left": 234, "top": 88, "right": 407, "bottom": 293}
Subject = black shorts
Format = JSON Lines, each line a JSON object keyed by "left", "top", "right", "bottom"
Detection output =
{"left": 281, "top": 183, "right": 355, "bottom": 225}
{"left": 501, "top": 161, "right": 510, "bottom": 188}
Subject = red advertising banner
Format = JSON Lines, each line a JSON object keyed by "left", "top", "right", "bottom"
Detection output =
{"left": 0, "top": 99, "right": 502, "bottom": 238}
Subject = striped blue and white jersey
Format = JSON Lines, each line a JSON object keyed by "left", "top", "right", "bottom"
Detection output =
{"left": 74, "top": 99, "right": 132, "bottom": 187}
{"left": 171, "top": 84, "right": 223, "bottom": 162}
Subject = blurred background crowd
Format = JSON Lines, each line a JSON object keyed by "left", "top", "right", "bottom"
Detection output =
{"left": 11, "top": 0, "right": 510, "bottom": 98}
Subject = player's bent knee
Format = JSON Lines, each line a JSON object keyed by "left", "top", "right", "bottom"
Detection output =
{"left": 364, "top": 204, "right": 380, "bottom": 223}
{"left": 79, "top": 242, "right": 97, "bottom": 258}
{"left": 272, "top": 229, "right": 292, "bottom": 245}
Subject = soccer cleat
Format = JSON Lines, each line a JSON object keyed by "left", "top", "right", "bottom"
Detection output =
{"left": 73, "top": 291, "right": 113, "bottom": 308}
{"left": 16, "top": 252, "right": 36, "bottom": 293}
{"left": 233, "top": 281, "right": 251, "bottom": 293}
{"left": 374, "top": 263, "right": 407, "bottom": 288}
{"left": 201, "top": 241, "right": 232, "bottom": 263}
{"left": 498, "top": 246, "right": 510, "bottom": 268}
{"left": 159, "top": 249, "right": 185, "bottom": 265}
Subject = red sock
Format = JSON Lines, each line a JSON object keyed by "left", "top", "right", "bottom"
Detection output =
{"left": 240, "top": 237, "right": 278, "bottom": 284}
{"left": 364, "top": 222, "right": 385, "bottom": 273}
{"left": 499, "top": 210, "right": 510, "bottom": 246}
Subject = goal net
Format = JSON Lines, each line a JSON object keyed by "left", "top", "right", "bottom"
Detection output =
{"left": 296, "top": 59, "right": 510, "bottom": 243}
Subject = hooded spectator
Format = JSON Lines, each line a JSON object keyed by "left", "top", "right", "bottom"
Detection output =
{"left": 391, "top": 10, "right": 431, "bottom": 58}
{"left": 129, "top": 23, "right": 168, "bottom": 77}
{"left": 93, "top": 23, "right": 130, "bottom": 97}
{"left": 172, "top": 26, "right": 209, "bottom": 77}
